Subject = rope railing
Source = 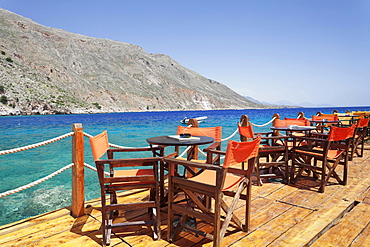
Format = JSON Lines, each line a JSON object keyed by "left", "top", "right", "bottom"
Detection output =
{"left": 84, "top": 162, "right": 110, "bottom": 176}
{"left": 0, "top": 163, "right": 74, "bottom": 198}
{"left": 177, "top": 146, "right": 191, "bottom": 158}
{"left": 0, "top": 131, "right": 78, "bottom": 198}
{"left": 219, "top": 117, "right": 276, "bottom": 142}
{"left": 221, "top": 128, "right": 239, "bottom": 142}
{"left": 177, "top": 117, "right": 277, "bottom": 158}
{"left": 0, "top": 131, "right": 127, "bottom": 199}
{"left": 249, "top": 117, "right": 276, "bottom": 127}
{"left": 0, "top": 132, "right": 74, "bottom": 156}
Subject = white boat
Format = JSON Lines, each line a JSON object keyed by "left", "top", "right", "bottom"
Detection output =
{"left": 180, "top": 116, "right": 208, "bottom": 124}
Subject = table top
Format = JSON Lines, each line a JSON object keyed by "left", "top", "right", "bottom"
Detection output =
{"left": 146, "top": 135, "right": 215, "bottom": 146}
{"left": 271, "top": 126, "right": 316, "bottom": 131}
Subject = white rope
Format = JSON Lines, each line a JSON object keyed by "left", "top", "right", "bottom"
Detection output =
{"left": 0, "top": 163, "right": 74, "bottom": 198}
{"left": 198, "top": 147, "right": 207, "bottom": 157}
{"left": 0, "top": 132, "right": 74, "bottom": 156}
{"left": 220, "top": 117, "right": 276, "bottom": 142}
{"left": 178, "top": 146, "right": 192, "bottom": 158}
{"left": 250, "top": 117, "right": 276, "bottom": 127}
{"left": 84, "top": 163, "right": 110, "bottom": 176}
{"left": 221, "top": 128, "right": 239, "bottom": 142}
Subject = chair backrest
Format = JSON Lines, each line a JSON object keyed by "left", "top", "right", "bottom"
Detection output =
{"left": 237, "top": 123, "right": 254, "bottom": 139}
{"left": 357, "top": 118, "right": 370, "bottom": 128}
{"left": 90, "top": 130, "right": 109, "bottom": 161}
{"left": 312, "top": 114, "right": 339, "bottom": 121}
{"left": 352, "top": 111, "right": 370, "bottom": 119}
{"left": 283, "top": 118, "right": 310, "bottom": 126}
{"left": 223, "top": 136, "right": 260, "bottom": 169}
{"left": 177, "top": 126, "right": 222, "bottom": 142}
{"left": 328, "top": 125, "right": 356, "bottom": 142}
{"left": 274, "top": 118, "right": 310, "bottom": 127}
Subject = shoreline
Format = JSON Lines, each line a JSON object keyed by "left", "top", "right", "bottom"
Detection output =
{"left": 2, "top": 105, "right": 369, "bottom": 117}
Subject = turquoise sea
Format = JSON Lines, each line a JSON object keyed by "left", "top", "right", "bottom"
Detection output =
{"left": 1, "top": 106, "right": 370, "bottom": 226}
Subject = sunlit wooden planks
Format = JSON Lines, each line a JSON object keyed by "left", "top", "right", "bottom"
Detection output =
{"left": 0, "top": 145, "right": 369, "bottom": 246}
{"left": 311, "top": 203, "right": 370, "bottom": 247}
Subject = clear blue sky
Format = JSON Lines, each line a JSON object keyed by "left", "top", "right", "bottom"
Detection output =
{"left": 1, "top": 0, "right": 369, "bottom": 107}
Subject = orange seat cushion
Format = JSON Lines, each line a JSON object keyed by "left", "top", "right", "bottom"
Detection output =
{"left": 114, "top": 169, "right": 154, "bottom": 177}
{"left": 188, "top": 170, "right": 243, "bottom": 191}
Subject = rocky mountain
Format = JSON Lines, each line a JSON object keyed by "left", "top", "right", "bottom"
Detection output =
{"left": 0, "top": 8, "right": 267, "bottom": 115}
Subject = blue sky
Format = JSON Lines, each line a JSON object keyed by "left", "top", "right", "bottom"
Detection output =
{"left": 1, "top": 0, "right": 369, "bottom": 107}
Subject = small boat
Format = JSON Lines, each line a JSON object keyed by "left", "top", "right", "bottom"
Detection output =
{"left": 180, "top": 116, "right": 208, "bottom": 124}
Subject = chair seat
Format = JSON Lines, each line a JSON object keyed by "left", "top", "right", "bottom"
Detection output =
{"left": 188, "top": 170, "right": 243, "bottom": 191}
{"left": 295, "top": 147, "right": 343, "bottom": 160}
{"left": 114, "top": 169, "right": 154, "bottom": 177}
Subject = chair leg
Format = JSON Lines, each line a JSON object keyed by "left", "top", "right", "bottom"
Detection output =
{"left": 219, "top": 181, "right": 248, "bottom": 240}
{"left": 101, "top": 212, "right": 107, "bottom": 246}
{"left": 170, "top": 214, "right": 188, "bottom": 242}
{"left": 213, "top": 193, "right": 222, "bottom": 247}
{"left": 319, "top": 161, "right": 326, "bottom": 193}
{"left": 101, "top": 211, "right": 112, "bottom": 246}
{"left": 254, "top": 163, "right": 262, "bottom": 186}
{"left": 154, "top": 185, "right": 161, "bottom": 240}
{"left": 244, "top": 179, "right": 252, "bottom": 232}
{"left": 167, "top": 176, "right": 174, "bottom": 242}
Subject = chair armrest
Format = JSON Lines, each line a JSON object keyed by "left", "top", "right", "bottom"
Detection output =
{"left": 292, "top": 135, "right": 329, "bottom": 149}
{"left": 164, "top": 157, "right": 223, "bottom": 172}
{"left": 203, "top": 148, "right": 225, "bottom": 156}
{"left": 293, "top": 135, "right": 328, "bottom": 142}
{"left": 203, "top": 141, "right": 221, "bottom": 152}
{"left": 310, "top": 132, "right": 329, "bottom": 138}
{"left": 259, "top": 135, "right": 289, "bottom": 140}
{"left": 164, "top": 152, "right": 178, "bottom": 158}
{"left": 109, "top": 146, "right": 163, "bottom": 153}
{"left": 202, "top": 142, "right": 222, "bottom": 165}
{"left": 227, "top": 167, "right": 250, "bottom": 176}
{"left": 96, "top": 156, "right": 162, "bottom": 167}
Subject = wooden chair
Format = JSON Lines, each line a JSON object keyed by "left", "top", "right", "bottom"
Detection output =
{"left": 276, "top": 118, "right": 311, "bottom": 137}
{"left": 238, "top": 118, "right": 289, "bottom": 185}
{"left": 291, "top": 124, "right": 356, "bottom": 193}
{"left": 312, "top": 114, "right": 339, "bottom": 133}
{"left": 176, "top": 124, "right": 222, "bottom": 171}
{"left": 89, "top": 131, "right": 162, "bottom": 246}
{"left": 349, "top": 118, "right": 370, "bottom": 160}
{"left": 281, "top": 118, "right": 310, "bottom": 126}
{"left": 165, "top": 136, "right": 261, "bottom": 247}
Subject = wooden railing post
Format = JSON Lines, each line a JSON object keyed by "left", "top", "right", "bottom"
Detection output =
{"left": 240, "top": 115, "right": 249, "bottom": 142}
{"left": 187, "top": 119, "right": 199, "bottom": 160}
{"left": 71, "top": 123, "right": 85, "bottom": 217}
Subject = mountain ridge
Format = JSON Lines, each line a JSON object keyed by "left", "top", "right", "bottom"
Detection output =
{"left": 0, "top": 8, "right": 268, "bottom": 116}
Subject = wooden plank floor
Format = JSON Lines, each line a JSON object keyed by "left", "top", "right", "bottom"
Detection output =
{"left": 1, "top": 144, "right": 370, "bottom": 246}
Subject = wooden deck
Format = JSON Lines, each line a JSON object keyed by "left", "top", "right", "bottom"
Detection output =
{"left": 1, "top": 144, "right": 370, "bottom": 246}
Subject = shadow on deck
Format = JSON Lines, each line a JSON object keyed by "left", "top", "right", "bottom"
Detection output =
{"left": 1, "top": 145, "right": 370, "bottom": 246}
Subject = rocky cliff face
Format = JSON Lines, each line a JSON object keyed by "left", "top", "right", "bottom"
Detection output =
{"left": 0, "top": 8, "right": 266, "bottom": 115}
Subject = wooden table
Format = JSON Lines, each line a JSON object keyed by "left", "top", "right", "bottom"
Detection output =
{"left": 310, "top": 120, "right": 339, "bottom": 133}
{"left": 146, "top": 135, "right": 215, "bottom": 160}
{"left": 271, "top": 126, "right": 316, "bottom": 136}
{"left": 146, "top": 135, "right": 215, "bottom": 202}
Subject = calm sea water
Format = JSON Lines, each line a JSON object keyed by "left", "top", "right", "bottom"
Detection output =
{"left": 1, "top": 106, "right": 369, "bottom": 225}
